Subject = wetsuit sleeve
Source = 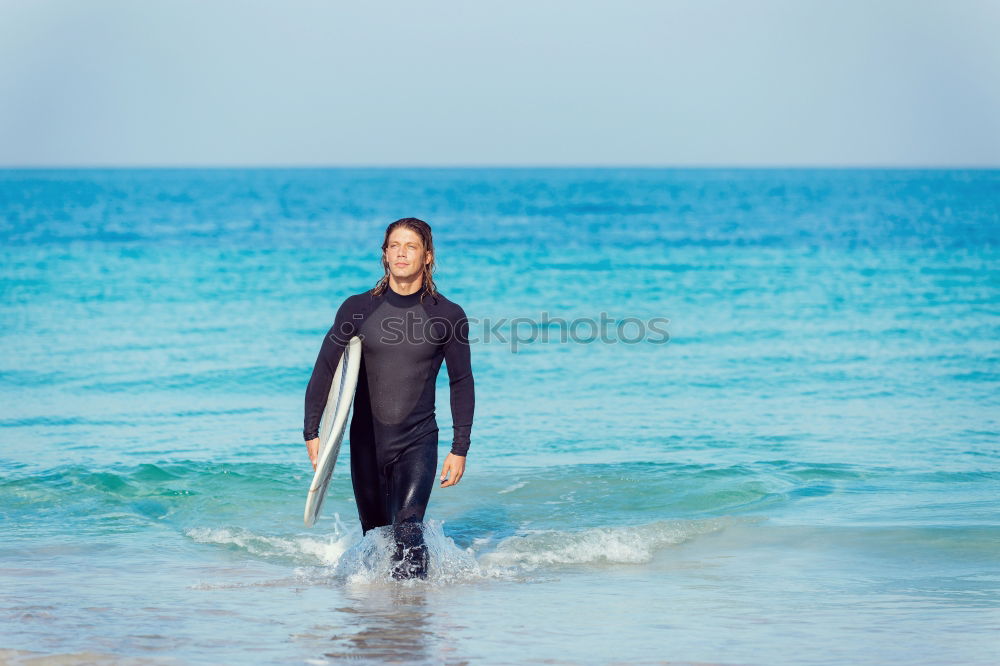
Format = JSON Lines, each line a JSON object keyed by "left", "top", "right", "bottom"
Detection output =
{"left": 303, "top": 297, "right": 358, "bottom": 442}
{"left": 444, "top": 305, "right": 475, "bottom": 456}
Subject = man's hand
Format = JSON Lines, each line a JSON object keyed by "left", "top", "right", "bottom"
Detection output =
{"left": 439, "top": 452, "right": 466, "bottom": 487}
{"left": 305, "top": 438, "right": 320, "bottom": 470}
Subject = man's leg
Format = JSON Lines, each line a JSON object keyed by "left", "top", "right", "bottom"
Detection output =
{"left": 350, "top": 429, "right": 390, "bottom": 535}
{"left": 386, "top": 431, "right": 438, "bottom": 579}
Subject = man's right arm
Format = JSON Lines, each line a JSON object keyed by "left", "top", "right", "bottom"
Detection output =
{"left": 303, "top": 297, "right": 357, "bottom": 442}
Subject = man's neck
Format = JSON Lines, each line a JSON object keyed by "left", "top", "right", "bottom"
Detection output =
{"left": 388, "top": 275, "right": 423, "bottom": 296}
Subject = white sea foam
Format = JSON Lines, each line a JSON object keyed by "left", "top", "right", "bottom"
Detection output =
{"left": 497, "top": 480, "right": 527, "bottom": 494}
{"left": 186, "top": 515, "right": 744, "bottom": 584}
{"left": 186, "top": 512, "right": 354, "bottom": 566}
{"left": 479, "top": 516, "right": 740, "bottom": 570}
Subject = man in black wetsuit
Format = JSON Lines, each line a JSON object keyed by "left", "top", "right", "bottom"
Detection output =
{"left": 302, "top": 217, "right": 474, "bottom": 580}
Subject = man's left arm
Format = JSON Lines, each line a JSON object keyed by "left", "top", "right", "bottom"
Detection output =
{"left": 444, "top": 305, "right": 474, "bottom": 456}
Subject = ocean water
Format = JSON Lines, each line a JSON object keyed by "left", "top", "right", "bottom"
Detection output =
{"left": 1, "top": 168, "right": 998, "bottom": 665}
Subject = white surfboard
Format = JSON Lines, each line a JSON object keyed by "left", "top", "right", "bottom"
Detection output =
{"left": 304, "top": 335, "right": 362, "bottom": 527}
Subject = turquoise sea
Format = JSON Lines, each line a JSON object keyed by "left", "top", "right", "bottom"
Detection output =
{"left": 1, "top": 168, "right": 998, "bottom": 664}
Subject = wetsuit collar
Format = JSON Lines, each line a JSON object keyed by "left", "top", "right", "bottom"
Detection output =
{"left": 385, "top": 284, "right": 425, "bottom": 307}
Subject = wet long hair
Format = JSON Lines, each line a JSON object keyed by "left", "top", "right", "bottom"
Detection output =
{"left": 371, "top": 217, "right": 438, "bottom": 301}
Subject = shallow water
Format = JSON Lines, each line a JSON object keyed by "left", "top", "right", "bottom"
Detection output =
{"left": 1, "top": 168, "right": 998, "bottom": 664}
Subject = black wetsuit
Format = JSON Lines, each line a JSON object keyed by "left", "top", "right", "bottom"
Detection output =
{"left": 303, "top": 285, "right": 474, "bottom": 578}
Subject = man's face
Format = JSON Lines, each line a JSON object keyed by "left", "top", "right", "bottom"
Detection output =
{"left": 385, "top": 227, "right": 430, "bottom": 282}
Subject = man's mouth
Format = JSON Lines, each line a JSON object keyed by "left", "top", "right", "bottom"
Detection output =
{"left": 395, "top": 262, "right": 408, "bottom": 267}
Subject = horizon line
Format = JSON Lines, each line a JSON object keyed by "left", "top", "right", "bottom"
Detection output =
{"left": 2, "top": 163, "right": 999, "bottom": 171}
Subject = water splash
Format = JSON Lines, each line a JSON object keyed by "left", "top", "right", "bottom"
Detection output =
{"left": 185, "top": 515, "right": 748, "bottom": 584}
{"left": 331, "top": 520, "right": 501, "bottom": 586}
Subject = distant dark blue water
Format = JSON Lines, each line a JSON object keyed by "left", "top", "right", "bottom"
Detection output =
{"left": 1, "top": 168, "right": 998, "bottom": 665}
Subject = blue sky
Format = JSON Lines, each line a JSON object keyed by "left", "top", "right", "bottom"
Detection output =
{"left": 1, "top": 0, "right": 998, "bottom": 167}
